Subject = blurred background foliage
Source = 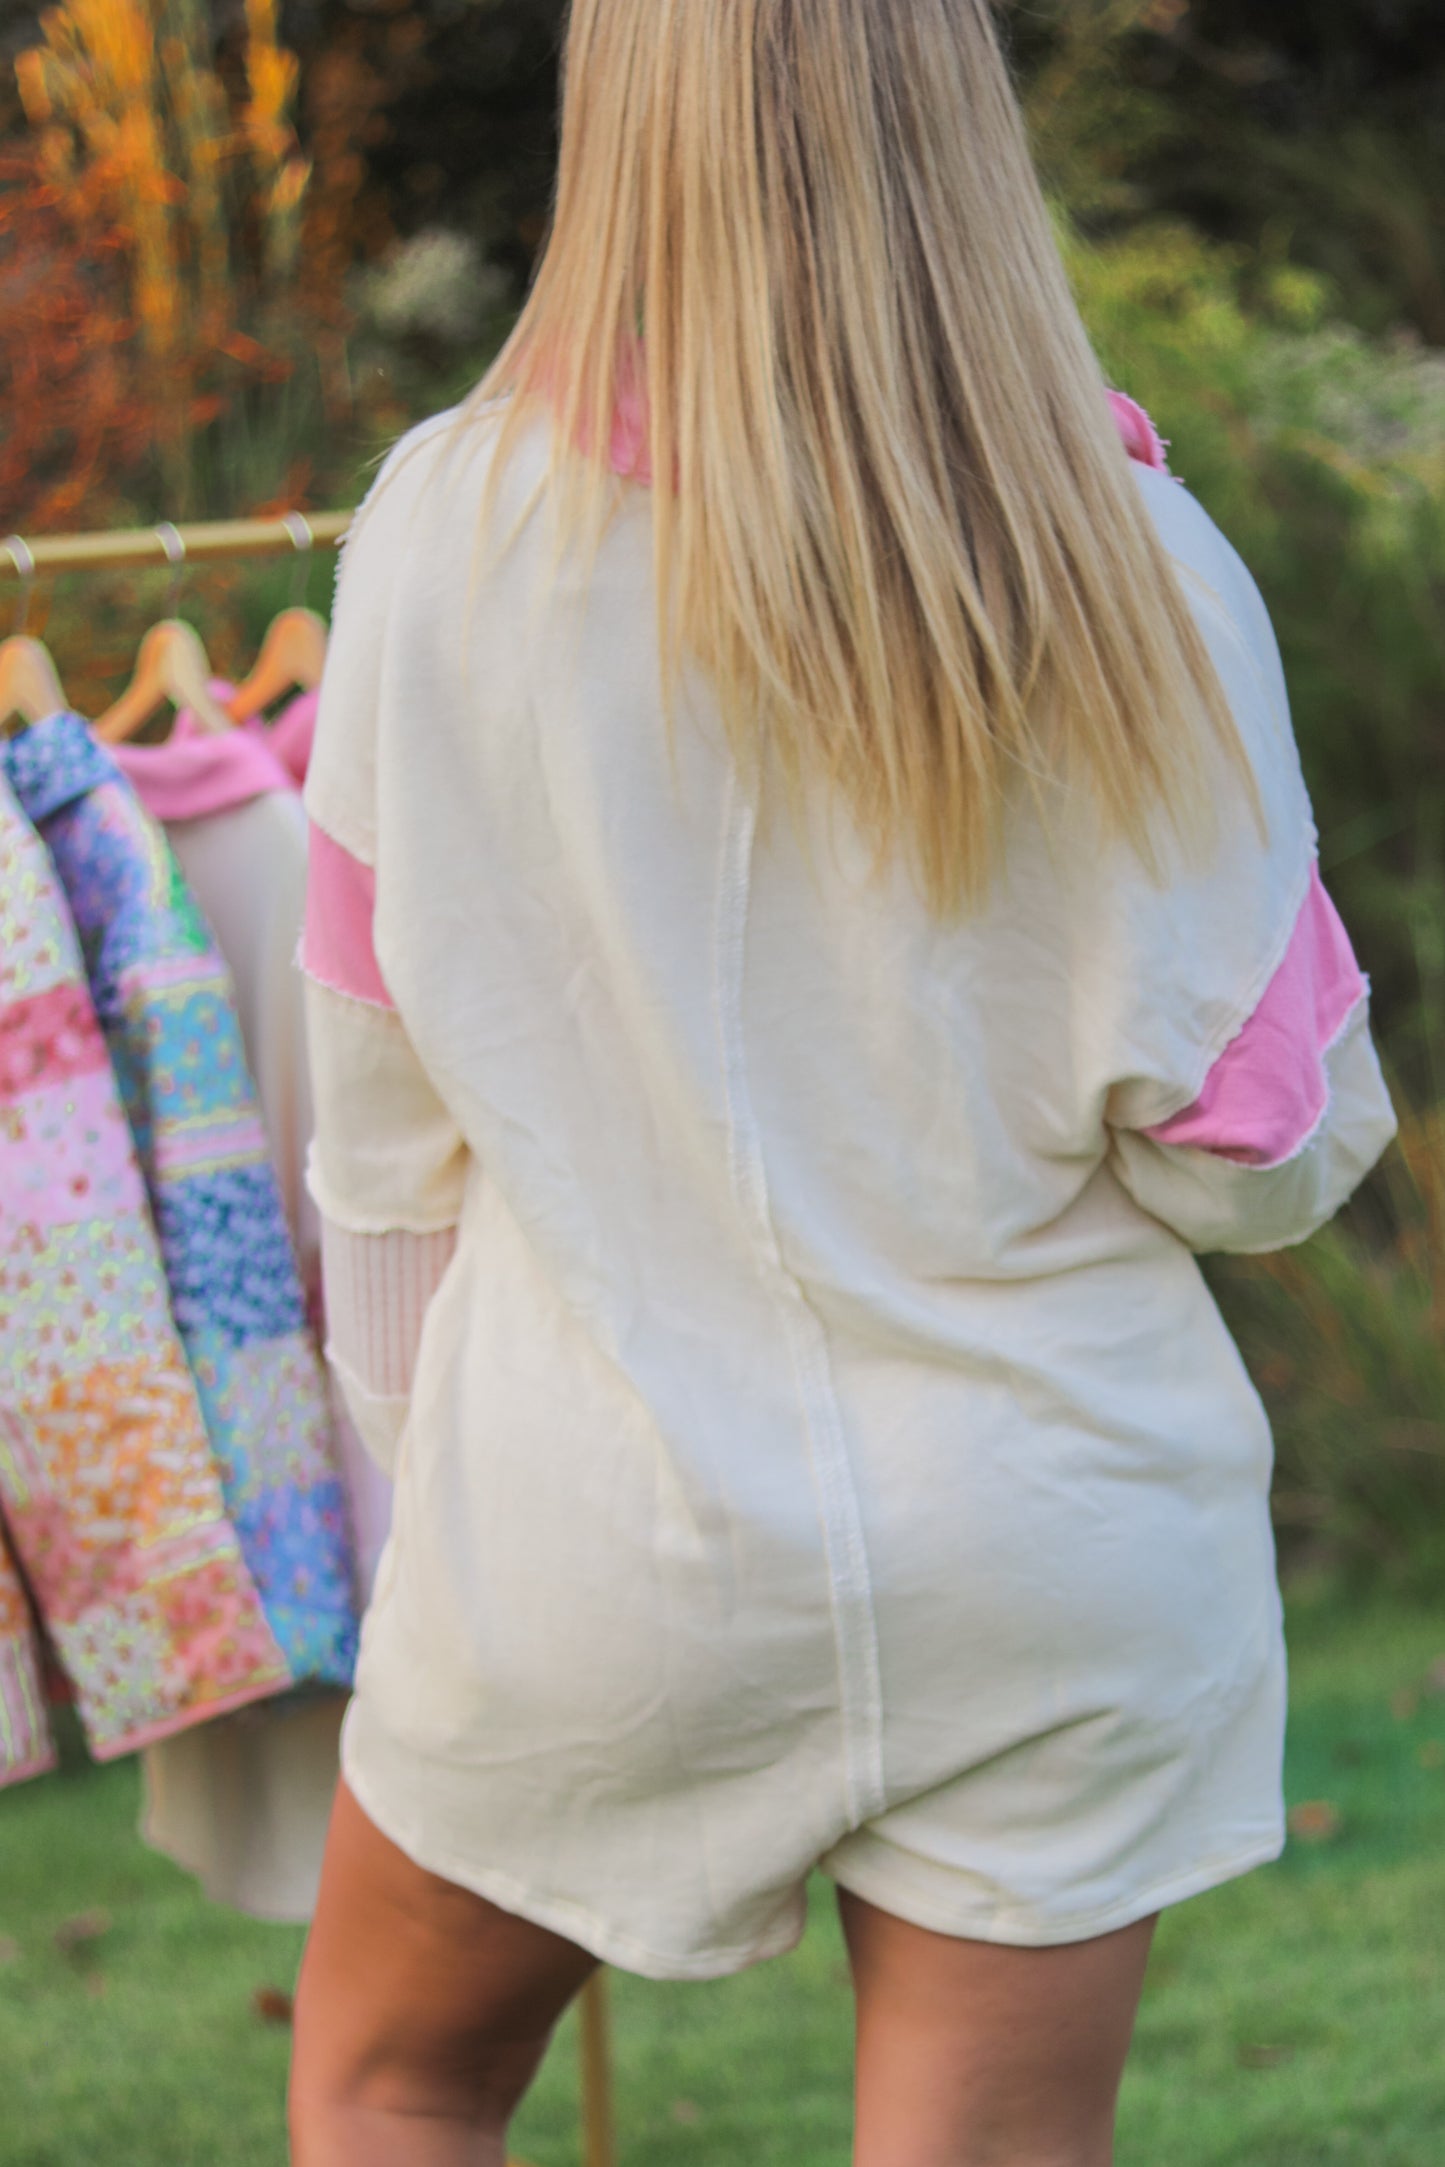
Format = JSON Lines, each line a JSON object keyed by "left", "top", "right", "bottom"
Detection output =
{"left": 0, "top": 0, "right": 1442, "bottom": 1587}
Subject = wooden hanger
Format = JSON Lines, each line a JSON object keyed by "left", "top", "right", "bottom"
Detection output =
{"left": 0, "top": 634, "right": 66, "bottom": 733}
{"left": 227, "top": 606, "right": 327, "bottom": 723}
{"left": 93, "top": 619, "right": 234, "bottom": 743}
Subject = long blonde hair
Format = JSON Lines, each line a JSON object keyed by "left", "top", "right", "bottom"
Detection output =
{"left": 470, "top": 0, "right": 1250, "bottom": 912}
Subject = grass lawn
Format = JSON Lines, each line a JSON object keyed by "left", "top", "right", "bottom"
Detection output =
{"left": 3, "top": 1584, "right": 1444, "bottom": 2166}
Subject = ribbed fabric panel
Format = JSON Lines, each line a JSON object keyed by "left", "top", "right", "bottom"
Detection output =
{"left": 319, "top": 1218, "right": 459, "bottom": 1401}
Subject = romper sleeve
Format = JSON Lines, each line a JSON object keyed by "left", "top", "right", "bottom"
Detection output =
{"left": 1105, "top": 866, "right": 1396, "bottom": 1254}
{"left": 302, "top": 420, "right": 469, "bottom": 1470}
{"left": 1086, "top": 467, "right": 1397, "bottom": 1253}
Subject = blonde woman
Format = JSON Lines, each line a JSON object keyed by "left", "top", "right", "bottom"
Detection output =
{"left": 289, "top": 3, "right": 1396, "bottom": 2161}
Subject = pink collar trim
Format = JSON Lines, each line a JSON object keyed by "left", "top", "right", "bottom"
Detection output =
{"left": 113, "top": 684, "right": 318, "bottom": 823}
{"left": 603, "top": 380, "right": 1171, "bottom": 487}
{"left": 114, "top": 690, "right": 296, "bottom": 823}
{"left": 266, "top": 687, "right": 319, "bottom": 787}
{"left": 1105, "top": 391, "right": 1170, "bottom": 472}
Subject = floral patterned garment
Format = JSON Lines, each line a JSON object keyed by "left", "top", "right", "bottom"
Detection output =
{"left": 0, "top": 1519, "right": 51, "bottom": 1784}
{"left": 2, "top": 717, "right": 358, "bottom": 1689}
{"left": 0, "top": 770, "right": 290, "bottom": 1784}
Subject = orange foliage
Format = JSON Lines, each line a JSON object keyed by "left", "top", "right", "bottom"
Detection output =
{"left": 0, "top": 145, "right": 151, "bottom": 530}
{"left": 0, "top": 0, "right": 343, "bottom": 534}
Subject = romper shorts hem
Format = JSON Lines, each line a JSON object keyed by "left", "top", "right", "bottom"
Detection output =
{"left": 817, "top": 1820, "right": 1287, "bottom": 1951}
{"left": 342, "top": 1725, "right": 1286, "bottom": 1979}
{"left": 340, "top": 1747, "right": 810, "bottom": 1983}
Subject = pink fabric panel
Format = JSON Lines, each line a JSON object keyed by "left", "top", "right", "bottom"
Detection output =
{"left": 115, "top": 696, "right": 296, "bottom": 823}
{"left": 303, "top": 823, "right": 393, "bottom": 1010}
{"left": 1106, "top": 391, "right": 1171, "bottom": 473}
{"left": 1144, "top": 864, "right": 1367, "bottom": 1168}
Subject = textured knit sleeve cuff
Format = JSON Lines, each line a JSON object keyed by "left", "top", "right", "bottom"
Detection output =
{"left": 320, "top": 1217, "right": 459, "bottom": 1396}
{"left": 323, "top": 1350, "right": 411, "bottom": 1478}
{"left": 319, "top": 1217, "right": 459, "bottom": 1472}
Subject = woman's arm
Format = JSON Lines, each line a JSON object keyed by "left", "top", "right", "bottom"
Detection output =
{"left": 300, "top": 416, "right": 472, "bottom": 1469}
{"left": 303, "top": 819, "right": 467, "bottom": 1471}
{"left": 1109, "top": 1005, "right": 1395, "bottom": 1254}
{"left": 1106, "top": 864, "right": 1396, "bottom": 1253}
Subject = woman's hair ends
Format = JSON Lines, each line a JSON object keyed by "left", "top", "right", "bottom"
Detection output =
{"left": 472, "top": 0, "right": 1252, "bottom": 912}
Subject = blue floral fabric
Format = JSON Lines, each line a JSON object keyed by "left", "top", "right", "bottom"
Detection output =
{"left": 153, "top": 1164, "right": 307, "bottom": 1343}
{"left": 3, "top": 715, "right": 357, "bottom": 1687}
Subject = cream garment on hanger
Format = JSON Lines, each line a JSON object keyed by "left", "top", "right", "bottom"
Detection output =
{"left": 119, "top": 712, "right": 389, "bottom": 1921}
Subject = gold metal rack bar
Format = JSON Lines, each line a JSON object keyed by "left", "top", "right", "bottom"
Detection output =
{"left": 1, "top": 511, "right": 353, "bottom": 576}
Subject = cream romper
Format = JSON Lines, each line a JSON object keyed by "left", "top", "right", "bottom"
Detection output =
{"left": 301, "top": 407, "right": 1396, "bottom": 1979}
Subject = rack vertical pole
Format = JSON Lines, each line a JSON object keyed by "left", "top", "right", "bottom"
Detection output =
{"left": 579, "top": 1973, "right": 617, "bottom": 2167}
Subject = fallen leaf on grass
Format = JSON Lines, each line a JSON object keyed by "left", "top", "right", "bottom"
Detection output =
{"left": 0, "top": 1936, "right": 19, "bottom": 1966}
{"left": 54, "top": 1910, "right": 111, "bottom": 1956}
{"left": 1425, "top": 1657, "right": 1445, "bottom": 1698}
{"left": 83, "top": 1972, "right": 107, "bottom": 2001}
{"left": 1288, "top": 1800, "right": 1342, "bottom": 1844}
{"left": 252, "top": 1986, "right": 294, "bottom": 2027}
{"left": 1238, "top": 2042, "right": 1294, "bottom": 2070}
{"left": 1419, "top": 1741, "right": 1445, "bottom": 1770}
{"left": 671, "top": 2099, "right": 701, "bottom": 2126}
{"left": 1391, "top": 1687, "right": 1420, "bottom": 1723}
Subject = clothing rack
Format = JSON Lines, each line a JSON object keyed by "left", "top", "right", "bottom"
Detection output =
{"left": 2, "top": 511, "right": 353, "bottom": 580}
{"left": 2, "top": 504, "right": 620, "bottom": 2167}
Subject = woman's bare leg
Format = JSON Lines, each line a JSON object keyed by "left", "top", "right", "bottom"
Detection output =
{"left": 289, "top": 1780, "right": 598, "bottom": 2167}
{"left": 838, "top": 1888, "right": 1155, "bottom": 2167}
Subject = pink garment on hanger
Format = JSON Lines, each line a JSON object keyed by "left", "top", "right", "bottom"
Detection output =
{"left": 267, "top": 689, "right": 320, "bottom": 786}
{"left": 114, "top": 701, "right": 295, "bottom": 822}
{"left": 139, "top": 713, "right": 393, "bottom": 1922}
{"left": 114, "top": 684, "right": 321, "bottom": 825}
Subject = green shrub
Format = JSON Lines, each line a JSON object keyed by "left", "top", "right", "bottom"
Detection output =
{"left": 1065, "top": 219, "right": 1445, "bottom": 1579}
{"left": 1071, "top": 220, "right": 1445, "bottom": 1087}
{"left": 1211, "top": 1098, "right": 1445, "bottom": 1588}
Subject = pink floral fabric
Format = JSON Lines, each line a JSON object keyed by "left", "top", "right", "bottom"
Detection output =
{"left": 0, "top": 772, "right": 290, "bottom": 1785}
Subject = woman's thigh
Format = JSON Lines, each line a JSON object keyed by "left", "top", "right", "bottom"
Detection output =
{"left": 838, "top": 1887, "right": 1155, "bottom": 2167}
{"left": 290, "top": 1778, "right": 598, "bottom": 2151}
